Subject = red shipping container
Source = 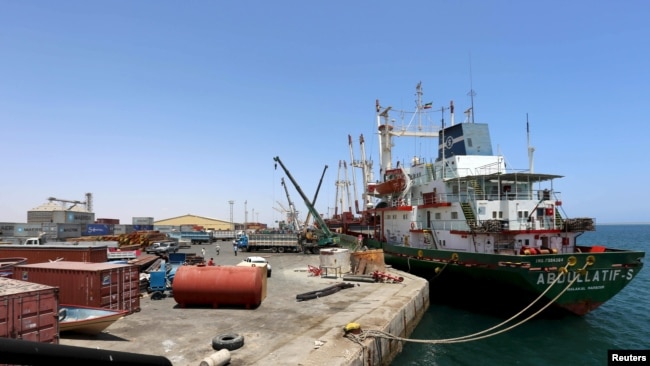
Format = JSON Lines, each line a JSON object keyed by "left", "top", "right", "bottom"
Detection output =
{"left": 0, "top": 244, "right": 108, "bottom": 264}
{"left": 0, "top": 277, "right": 59, "bottom": 344}
{"left": 13, "top": 261, "right": 140, "bottom": 314}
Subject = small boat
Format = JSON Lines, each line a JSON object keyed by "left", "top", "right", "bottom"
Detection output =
{"left": 58, "top": 304, "right": 128, "bottom": 335}
{"left": 371, "top": 168, "right": 406, "bottom": 195}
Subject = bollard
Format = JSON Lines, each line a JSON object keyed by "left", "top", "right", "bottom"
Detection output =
{"left": 198, "top": 349, "right": 231, "bottom": 366}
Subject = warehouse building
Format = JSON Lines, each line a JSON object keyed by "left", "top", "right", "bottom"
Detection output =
{"left": 154, "top": 214, "right": 267, "bottom": 232}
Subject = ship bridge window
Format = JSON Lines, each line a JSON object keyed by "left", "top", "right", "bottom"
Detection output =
{"left": 493, "top": 211, "right": 503, "bottom": 219}
{"left": 435, "top": 212, "right": 441, "bottom": 220}
{"left": 451, "top": 212, "right": 459, "bottom": 220}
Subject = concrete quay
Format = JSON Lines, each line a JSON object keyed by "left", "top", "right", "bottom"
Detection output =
{"left": 59, "top": 245, "right": 429, "bottom": 366}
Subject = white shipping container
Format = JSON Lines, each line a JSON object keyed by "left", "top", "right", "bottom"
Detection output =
{"left": 41, "top": 223, "right": 81, "bottom": 238}
{"left": 0, "top": 222, "right": 16, "bottom": 237}
{"left": 113, "top": 224, "right": 134, "bottom": 235}
{"left": 180, "top": 224, "right": 199, "bottom": 232}
{"left": 154, "top": 225, "right": 177, "bottom": 233}
{"left": 53, "top": 211, "right": 95, "bottom": 225}
{"left": 13, "top": 223, "right": 44, "bottom": 238}
{"left": 132, "top": 217, "right": 154, "bottom": 225}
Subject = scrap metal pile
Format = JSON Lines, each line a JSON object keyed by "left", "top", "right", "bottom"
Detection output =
{"left": 67, "top": 230, "right": 169, "bottom": 249}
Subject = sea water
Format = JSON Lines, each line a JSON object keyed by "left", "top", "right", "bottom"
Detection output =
{"left": 393, "top": 224, "right": 650, "bottom": 366}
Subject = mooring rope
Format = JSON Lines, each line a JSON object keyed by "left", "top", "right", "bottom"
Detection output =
{"left": 345, "top": 259, "right": 591, "bottom": 346}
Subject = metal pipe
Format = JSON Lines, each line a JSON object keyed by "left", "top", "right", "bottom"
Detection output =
{"left": 0, "top": 337, "right": 172, "bottom": 366}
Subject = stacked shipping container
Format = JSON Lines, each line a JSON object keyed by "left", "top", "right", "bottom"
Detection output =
{"left": 0, "top": 245, "right": 108, "bottom": 264}
{"left": 13, "top": 261, "right": 140, "bottom": 314}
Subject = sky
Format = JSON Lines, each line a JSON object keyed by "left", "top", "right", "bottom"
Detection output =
{"left": 1, "top": 1, "right": 649, "bottom": 226}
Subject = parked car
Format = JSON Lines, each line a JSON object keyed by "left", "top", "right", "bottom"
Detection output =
{"left": 145, "top": 242, "right": 161, "bottom": 254}
{"left": 153, "top": 241, "right": 179, "bottom": 255}
{"left": 240, "top": 256, "right": 272, "bottom": 277}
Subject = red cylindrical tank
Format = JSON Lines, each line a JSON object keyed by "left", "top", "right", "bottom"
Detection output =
{"left": 172, "top": 266, "right": 262, "bottom": 309}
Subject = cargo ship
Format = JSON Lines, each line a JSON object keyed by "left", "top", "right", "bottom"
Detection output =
{"left": 347, "top": 82, "right": 644, "bottom": 316}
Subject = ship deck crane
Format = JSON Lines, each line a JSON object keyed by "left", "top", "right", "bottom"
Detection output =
{"left": 273, "top": 156, "right": 340, "bottom": 252}
{"left": 303, "top": 164, "right": 328, "bottom": 228}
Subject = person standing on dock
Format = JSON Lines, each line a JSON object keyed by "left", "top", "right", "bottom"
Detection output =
{"left": 233, "top": 242, "right": 238, "bottom": 256}
{"left": 201, "top": 247, "right": 206, "bottom": 258}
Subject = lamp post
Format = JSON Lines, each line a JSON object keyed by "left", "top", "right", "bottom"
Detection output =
{"left": 244, "top": 200, "right": 248, "bottom": 232}
{"left": 228, "top": 200, "right": 234, "bottom": 231}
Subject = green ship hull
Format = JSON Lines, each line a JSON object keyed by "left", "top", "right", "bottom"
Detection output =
{"left": 365, "top": 239, "right": 644, "bottom": 316}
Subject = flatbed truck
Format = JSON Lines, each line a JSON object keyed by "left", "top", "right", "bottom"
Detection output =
{"left": 236, "top": 233, "right": 301, "bottom": 253}
{"left": 167, "top": 231, "right": 214, "bottom": 245}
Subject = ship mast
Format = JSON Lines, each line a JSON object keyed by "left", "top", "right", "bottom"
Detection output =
{"left": 348, "top": 135, "right": 361, "bottom": 214}
{"left": 468, "top": 56, "right": 476, "bottom": 124}
{"left": 376, "top": 82, "right": 441, "bottom": 175}
{"left": 358, "top": 134, "right": 374, "bottom": 209}
{"left": 527, "top": 113, "right": 535, "bottom": 173}
{"left": 376, "top": 99, "right": 393, "bottom": 174}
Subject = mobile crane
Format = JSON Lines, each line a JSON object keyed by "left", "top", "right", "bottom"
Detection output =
{"left": 273, "top": 156, "right": 340, "bottom": 254}
{"left": 280, "top": 177, "right": 302, "bottom": 232}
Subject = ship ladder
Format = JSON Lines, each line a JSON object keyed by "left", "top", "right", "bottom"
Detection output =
{"left": 345, "top": 256, "right": 594, "bottom": 349}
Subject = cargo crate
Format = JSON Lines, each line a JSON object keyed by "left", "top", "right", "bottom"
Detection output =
{"left": 0, "top": 277, "right": 59, "bottom": 344}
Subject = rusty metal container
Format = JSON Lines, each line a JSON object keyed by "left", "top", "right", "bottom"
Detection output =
{"left": 0, "top": 244, "right": 108, "bottom": 264}
{"left": 173, "top": 265, "right": 263, "bottom": 309}
{"left": 319, "top": 248, "right": 351, "bottom": 274}
{"left": 350, "top": 249, "right": 386, "bottom": 275}
{"left": 0, "top": 277, "right": 59, "bottom": 344}
{"left": 13, "top": 261, "right": 140, "bottom": 314}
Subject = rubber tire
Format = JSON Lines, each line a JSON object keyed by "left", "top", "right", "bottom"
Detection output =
{"left": 311, "top": 247, "right": 320, "bottom": 255}
{"left": 267, "top": 270, "right": 272, "bottom": 278}
{"left": 151, "top": 291, "right": 164, "bottom": 300}
{"left": 212, "top": 333, "right": 244, "bottom": 351}
{"left": 278, "top": 246, "right": 285, "bottom": 253}
{"left": 271, "top": 247, "right": 278, "bottom": 253}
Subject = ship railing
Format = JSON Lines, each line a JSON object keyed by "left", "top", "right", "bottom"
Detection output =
{"left": 494, "top": 240, "right": 516, "bottom": 254}
{"left": 561, "top": 218, "right": 596, "bottom": 232}
{"left": 427, "top": 220, "right": 473, "bottom": 232}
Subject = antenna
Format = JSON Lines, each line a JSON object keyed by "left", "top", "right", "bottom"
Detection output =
{"left": 527, "top": 114, "right": 535, "bottom": 173}
{"left": 468, "top": 55, "right": 476, "bottom": 123}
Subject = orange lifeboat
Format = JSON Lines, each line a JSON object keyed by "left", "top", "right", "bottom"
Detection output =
{"left": 373, "top": 169, "right": 406, "bottom": 195}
